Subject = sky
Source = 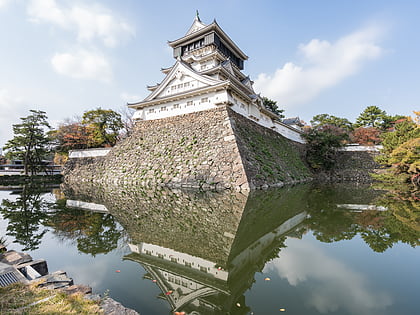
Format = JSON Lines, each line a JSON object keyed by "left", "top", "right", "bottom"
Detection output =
{"left": 1, "top": 0, "right": 420, "bottom": 149}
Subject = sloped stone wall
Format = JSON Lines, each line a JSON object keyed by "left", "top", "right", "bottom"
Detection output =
{"left": 63, "top": 106, "right": 312, "bottom": 190}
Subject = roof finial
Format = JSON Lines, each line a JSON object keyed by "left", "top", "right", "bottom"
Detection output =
{"left": 196, "top": 9, "right": 201, "bottom": 22}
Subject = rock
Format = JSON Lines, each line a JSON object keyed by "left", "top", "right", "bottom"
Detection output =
{"left": 62, "top": 284, "right": 92, "bottom": 295}
{"left": 100, "top": 297, "right": 140, "bottom": 315}
{"left": 0, "top": 250, "right": 32, "bottom": 265}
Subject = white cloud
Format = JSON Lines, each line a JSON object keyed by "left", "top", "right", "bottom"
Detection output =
{"left": 51, "top": 50, "right": 112, "bottom": 82}
{"left": 120, "top": 92, "right": 142, "bottom": 103}
{"left": 254, "top": 25, "right": 383, "bottom": 108}
{"left": 27, "top": 0, "right": 134, "bottom": 47}
{"left": 0, "top": 89, "right": 29, "bottom": 148}
{"left": 0, "top": 0, "right": 11, "bottom": 9}
{"left": 265, "top": 238, "right": 392, "bottom": 314}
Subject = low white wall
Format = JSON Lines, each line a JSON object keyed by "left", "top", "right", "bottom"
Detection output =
{"left": 69, "top": 148, "right": 111, "bottom": 158}
{"left": 340, "top": 145, "right": 383, "bottom": 152}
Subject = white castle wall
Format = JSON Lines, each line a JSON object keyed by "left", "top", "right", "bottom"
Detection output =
{"left": 133, "top": 90, "right": 305, "bottom": 144}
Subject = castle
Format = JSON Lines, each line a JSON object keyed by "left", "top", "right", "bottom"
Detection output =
{"left": 128, "top": 14, "right": 304, "bottom": 144}
{"left": 64, "top": 14, "right": 311, "bottom": 190}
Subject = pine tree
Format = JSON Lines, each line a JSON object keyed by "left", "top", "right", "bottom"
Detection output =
{"left": 3, "top": 110, "right": 51, "bottom": 175}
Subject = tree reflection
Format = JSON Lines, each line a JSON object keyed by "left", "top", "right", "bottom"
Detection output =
{"left": 0, "top": 185, "right": 124, "bottom": 256}
{"left": 0, "top": 184, "right": 50, "bottom": 251}
{"left": 46, "top": 200, "right": 123, "bottom": 257}
{"left": 305, "top": 184, "right": 420, "bottom": 252}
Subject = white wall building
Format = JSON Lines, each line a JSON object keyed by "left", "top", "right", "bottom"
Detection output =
{"left": 129, "top": 14, "right": 305, "bottom": 144}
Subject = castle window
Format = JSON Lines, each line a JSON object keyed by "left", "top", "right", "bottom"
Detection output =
{"left": 160, "top": 106, "right": 167, "bottom": 111}
{"left": 177, "top": 84, "right": 183, "bottom": 89}
{"left": 148, "top": 108, "right": 155, "bottom": 113}
{"left": 199, "top": 266, "right": 208, "bottom": 273}
{"left": 183, "top": 82, "right": 190, "bottom": 88}
{"left": 173, "top": 104, "right": 180, "bottom": 109}
{"left": 186, "top": 101, "right": 193, "bottom": 106}
{"left": 201, "top": 97, "right": 208, "bottom": 103}
{"left": 171, "top": 86, "right": 176, "bottom": 91}
{"left": 185, "top": 262, "right": 192, "bottom": 267}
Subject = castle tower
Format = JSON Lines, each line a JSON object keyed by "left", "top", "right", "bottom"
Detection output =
{"left": 128, "top": 15, "right": 302, "bottom": 143}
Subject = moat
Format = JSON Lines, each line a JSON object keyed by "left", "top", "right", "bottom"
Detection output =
{"left": 0, "top": 182, "right": 419, "bottom": 315}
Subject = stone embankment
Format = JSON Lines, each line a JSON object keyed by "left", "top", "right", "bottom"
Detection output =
{"left": 64, "top": 106, "right": 312, "bottom": 190}
{"left": 316, "top": 147, "right": 383, "bottom": 183}
{"left": 0, "top": 247, "right": 139, "bottom": 314}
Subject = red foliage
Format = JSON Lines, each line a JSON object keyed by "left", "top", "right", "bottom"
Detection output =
{"left": 350, "top": 127, "right": 381, "bottom": 145}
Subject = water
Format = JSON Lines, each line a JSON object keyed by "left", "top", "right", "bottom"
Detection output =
{"left": 0, "top": 182, "right": 419, "bottom": 315}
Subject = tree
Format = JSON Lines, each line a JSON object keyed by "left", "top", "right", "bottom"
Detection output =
{"left": 3, "top": 110, "right": 51, "bottom": 175}
{"left": 303, "top": 125, "right": 349, "bottom": 170}
{"left": 117, "top": 105, "right": 136, "bottom": 140}
{"left": 262, "top": 97, "right": 285, "bottom": 118}
{"left": 82, "top": 108, "right": 124, "bottom": 147}
{"left": 310, "top": 114, "right": 353, "bottom": 131}
{"left": 374, "top": 118, "right": 420, "bottom": 186}
{"left": 52, "top": 122, "right": 94, "bottom": 153}
{"left": 354, "top": 106, "right": 387, "bottom": 129}
{"left": 350, "top": 127, "right": 381, "bottom": 145}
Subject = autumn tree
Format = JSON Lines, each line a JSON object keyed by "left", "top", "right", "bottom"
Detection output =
{"left": 52, "top": 122, "right": 94, "bottom": 153}
{"left": 374, "top": 115, "right": 420, "bottom": 186}
{"left": 262, "top": 97, "right": 285, "bottom": 118}
{"left": 350, "top": 127, "right": 381, "bottom": 145}
{"left": 82, "top": 108, "right": 124, "bottom": 147}
{"left": 3, "top": 110, "right": 52, "bottom": 175}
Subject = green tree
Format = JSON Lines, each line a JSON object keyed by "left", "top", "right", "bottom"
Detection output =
{"left": 303, "top": 125, "right": 349, "bottom": 170}
{"left": 354, "top": 106, "right": 387, "bottom": 129}
{"left": 262, "top": 97, "right": 285, "bottom": 118}
{"left": 310, "top": 114, "right": 353, "bottom": 131}
{"left": 3, "top": 110, "right": 51, "bottom": 175}
{"left": 82, "top": 108, "right": 124, "bottom": 147}
{"left": 374, "top": 118, "right": 420, "bottom": 185}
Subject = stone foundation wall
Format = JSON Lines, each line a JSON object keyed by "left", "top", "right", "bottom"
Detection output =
{"left": 63, "top": 106, "right": 311, "bottom": 190}
{"left": 316, "top": 150, "right": 383, "bottom": 183}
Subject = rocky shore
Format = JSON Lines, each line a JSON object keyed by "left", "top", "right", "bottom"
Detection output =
{"left": 0, "top": 246, "right": 139, "bottom": 314}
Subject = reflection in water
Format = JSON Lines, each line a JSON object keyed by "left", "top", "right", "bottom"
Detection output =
{"left": 63, "top": 184, "right": 309, "bottom": 314}
{"left": 46, "top": 203, "right": 124, "bottom": 257}
{"left": 1, "top": 182, "right": 419, "bottom": 314}
{"left": 0, "top": 184, "right": 52, "bottom": 250}
{"left": 267, "top": 239, "right": 392, "bottom": 314}
{"left": 61, "top": 182, "right": 419, "bottom": 314}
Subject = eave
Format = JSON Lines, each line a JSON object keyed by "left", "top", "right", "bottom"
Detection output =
{"left": 128, "top": 82, "right": 230, "bottom": 109}
{"left": 202, "top": 66, "right": 254, "bottom": 96}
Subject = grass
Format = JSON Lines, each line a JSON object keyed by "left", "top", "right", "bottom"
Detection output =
{"left": 0, "top": 282, "right": 102, "bottom": 314}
